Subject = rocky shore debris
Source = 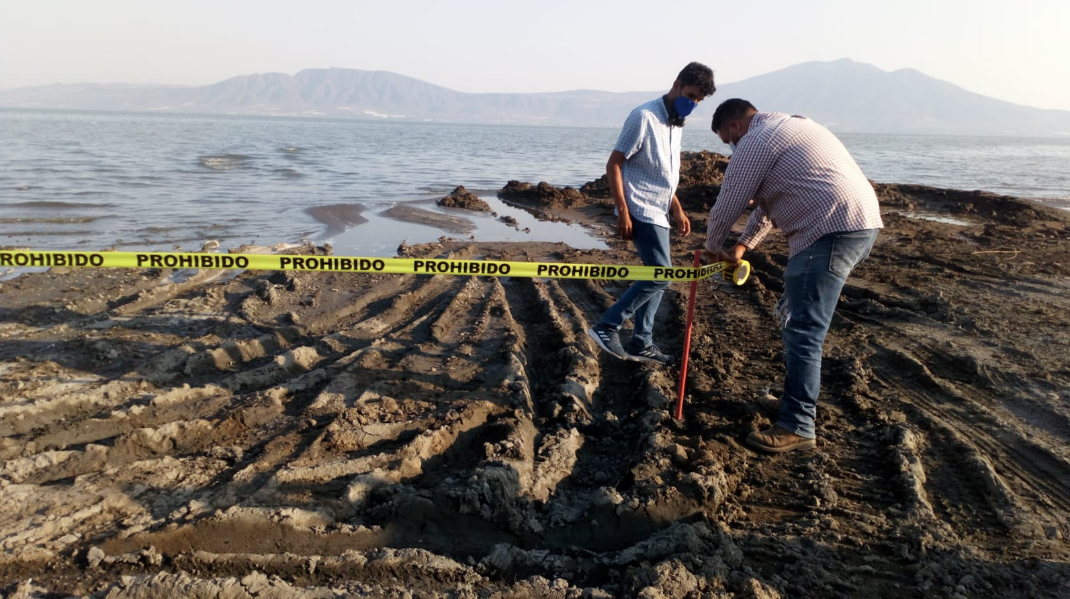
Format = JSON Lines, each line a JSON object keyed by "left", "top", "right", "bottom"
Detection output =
{"left": 497, "top": 150, "right": 730, "bottom": 215}
{"left": 498, "top": 180, "right": 587, "bottom": 209}
{"left": 437, "top": 185, "right": 492, "bottom": 212}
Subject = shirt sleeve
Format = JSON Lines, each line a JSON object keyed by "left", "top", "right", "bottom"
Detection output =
{"left": 614, "top": 109, "right": 646, "bottom": 159}
{"left": 738, "top": 207, "right": 774, "bottom": 249}
{"left": 704, "top": 139, "right": 776, "bottom": 253}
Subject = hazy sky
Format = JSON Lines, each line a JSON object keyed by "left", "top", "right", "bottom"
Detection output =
{"left": 2, "top": 0, "right": 1069, "bottom": 111}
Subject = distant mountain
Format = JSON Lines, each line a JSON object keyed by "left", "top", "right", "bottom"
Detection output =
{"left": 703, "top": 59, "right": 1070, "bottom": 137}
{"left": 3, "top": 59, "right": 1069, "bottom": 136}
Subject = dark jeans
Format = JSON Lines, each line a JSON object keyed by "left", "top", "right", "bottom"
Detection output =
{"left": 597, "top": 220, "right": 671, "bottom": 348}
{"left": 778, "top": 228, "right": 879, "bottom": 438}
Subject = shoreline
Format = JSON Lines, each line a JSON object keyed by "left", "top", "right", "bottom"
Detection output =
{"left": 5, "top": 110, "right": 1070, "bottom": 260}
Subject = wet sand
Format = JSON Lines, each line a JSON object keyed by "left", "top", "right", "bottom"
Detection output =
{"left": 2, "top": 153, "right": 1069, "bottom": 597}
{"left": 304, "top": 204, "right": 369, "bottom": 237}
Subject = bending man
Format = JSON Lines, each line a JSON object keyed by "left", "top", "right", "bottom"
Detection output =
{"left": 704, "top": 99, "right": 883, "bottom": 453}
{"left": 587, "top": 62, "right": 715, "bottom": 365}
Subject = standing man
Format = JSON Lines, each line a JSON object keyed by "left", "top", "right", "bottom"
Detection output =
{"left": 587, "top": 62, "right": 715, "bottom": 365}
{"left": 704, "top": 99, "right": 883, "bottom": 453}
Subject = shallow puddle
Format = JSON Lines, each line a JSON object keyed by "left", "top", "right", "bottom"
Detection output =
{"left": 327, "top": 194, "right": 608, "bottom": 257}
{"left": 897, "top": 211, "right": 973, "bottom": 226}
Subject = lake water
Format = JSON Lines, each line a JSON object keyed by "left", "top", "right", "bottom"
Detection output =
{"left": 2, "top": 109, "right": 1069, "bottom": 258}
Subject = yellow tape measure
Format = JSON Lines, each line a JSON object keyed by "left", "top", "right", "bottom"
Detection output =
{"left": 0, "top": 250, "right": 751, "bottom": 285}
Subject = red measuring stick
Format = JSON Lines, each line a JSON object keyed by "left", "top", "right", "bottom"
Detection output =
{"left": 675, "top": 249, "right": 701, "bottom": 420}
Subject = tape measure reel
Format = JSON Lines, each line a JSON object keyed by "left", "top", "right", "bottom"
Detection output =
{"left": 727, "top": 259, "right": 753, "bottom": 284}
{"left": 722, "top": 260, "right": 751, "bottom": 286}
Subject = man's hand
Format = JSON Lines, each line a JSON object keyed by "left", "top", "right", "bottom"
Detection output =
{"left": 669, "top": 195, "right": 690, "bottom": 237}
{"left": 671, "top": 206, "right": 691, "bottom": 237}
{"left": 702, "top": 243, "right": 747, "bottom": 267}
{"left": 616, "top": 212, "right": 633, "bottom": 240}
{"left": 701, "top": 250, "right": 732, "bottom": 266}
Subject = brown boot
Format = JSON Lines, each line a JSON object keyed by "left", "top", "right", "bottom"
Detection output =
{"left": 746, "top": 425, "right": 816, "bottom": 453}
{"left": 756, "top": 393, "right": 780, "bottom": 415}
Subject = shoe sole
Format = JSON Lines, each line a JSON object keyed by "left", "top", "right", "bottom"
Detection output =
{"left": 586, "top": 328, "right": 628, "bottom": 360}
{"left": 628, "top": 353, "right": 675, "bottom": 366}
{"left": 745, "top": 434, "right": 817, "bottom": 453}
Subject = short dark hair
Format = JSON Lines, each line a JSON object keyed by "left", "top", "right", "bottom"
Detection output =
{"left": 711, "top": 98, "right": 758, "bottom": 133}
{"left": 677, "top": 62, "right": 715, "bottom": 97}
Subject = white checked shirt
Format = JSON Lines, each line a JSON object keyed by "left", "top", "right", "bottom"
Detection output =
{"left": 614, "top": 97, "right": 681, "bottom": 228}
{"left": 705, "top": 112, "right": 883, "bottom": 258}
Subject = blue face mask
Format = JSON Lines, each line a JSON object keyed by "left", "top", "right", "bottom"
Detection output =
{"left": 673, "top": 96, "right": 697, "bottom": 118}
{"left": 728, "top": 142, "right": 737, "bottom": 153}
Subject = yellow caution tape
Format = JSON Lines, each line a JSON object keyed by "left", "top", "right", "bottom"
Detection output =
{"left": 0, "top": 250, "right": 751, "bottom": 285}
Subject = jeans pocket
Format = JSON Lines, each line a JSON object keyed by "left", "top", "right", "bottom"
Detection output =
{"left": 828, "top": 230, "right": 875, "bottom": 279}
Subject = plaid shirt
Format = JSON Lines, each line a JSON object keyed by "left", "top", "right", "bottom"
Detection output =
{"left": 614, "top": 97, "right": 682, "bottom": 228}
{"left": 705, "top": 112, "right": 883, "bottom": 258}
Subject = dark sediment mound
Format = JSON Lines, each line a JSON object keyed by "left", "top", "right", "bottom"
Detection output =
{"left": 874, "top": 182, "right": 1070, "bottom": 278}
{"left": 514, "top": 151, "right": 730, "bottom": 215}
{"left": 579, "top": 177, "right": 611, "bottom": 199}
{"left": 875, "top": 183, "right": 1061, "bottom": 226}
{"left": 497, "top": 180, "right": 588, "bottom": 210}
{"left": 677, "top": 150, "right": 730, "bottom": 212}
{"left": 437, "top": 185, "right": 491, "bottom": 212}
{"left": 679, "top": 150, "right": 730, "bottom": 188}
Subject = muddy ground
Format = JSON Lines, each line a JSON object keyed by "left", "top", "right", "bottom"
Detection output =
{"left": 2, "top": 152, "right": 1069, "bottom": 598}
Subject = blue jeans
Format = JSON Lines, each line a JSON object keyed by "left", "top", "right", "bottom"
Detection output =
{"left": 777, "top": 229, "right": 878, "bottom": 438}
{"left": 597, "top": 220, "right": 671, "bottom": 348}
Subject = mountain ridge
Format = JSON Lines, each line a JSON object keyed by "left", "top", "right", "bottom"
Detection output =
{"left": 2, "top": 59, "right": 1068, "bottom": 136}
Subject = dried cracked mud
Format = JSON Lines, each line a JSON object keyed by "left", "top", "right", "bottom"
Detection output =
{"left": 2, "top": 165, "right": 1069, "bottom": 598}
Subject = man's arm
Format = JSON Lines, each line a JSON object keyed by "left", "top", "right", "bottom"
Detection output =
{"left": 607, "top": 150, "right": 632, "bottom": 240}
{"left": 710, "top": 207, "right": 772, "bottom": 265}
{"left": 704, "top": 141, "right": 776, "bottom": 255}
{"left": 670, "top": 194, "right": 691, "bottom": 237}
{"left": 609, "top": 108, "right": 648, "bottom": 241}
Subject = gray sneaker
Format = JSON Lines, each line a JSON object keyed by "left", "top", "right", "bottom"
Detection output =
{"left": 587, "top": 325, "right": 628, "bottom": 359}
{"left": 626, "top": 342, "right": 675, "bottom": 366}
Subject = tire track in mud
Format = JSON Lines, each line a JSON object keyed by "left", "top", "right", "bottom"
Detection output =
{"left": 677, "top": 246, "right": 980, "bottom": 591}
{"left": 501, "top": 276, "right": 597, "bottom": 420}
{"left": 833, "top": 264, "right": 1070, "bottom": 543}
{"left": 153, "top": 266, "right": 541, "bottom": 564}
{"left": 528, "top": 274, "right": 745, "bottom": 553}
{"left": 1, "top": 257, "right": 347, "bottom": 571}
{"left": 204, "top": 270, "right": 569, "bottom": 562}
{"left": 868, "top": 339, "right": 1070, "bottom": 539}
{"left": 689, "top": 209, "right": 1070, "bottom": 596}
{"left": 7, "top": 227, "right": 1067, "bottom": 596}
{"left": 492, "top": 275, "right": 639, "bottom": 549}
{"left": 525, "top": 275, "right": 677, "bottom": 488}
{"left": 674, "top": 261, "right": 828, "bottom": 539}
{"left": 249, "top": 272, "right": 515, "bottom": 499}
{"left": 536, "top": 278, "right": 657, "bottom": 503}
